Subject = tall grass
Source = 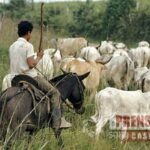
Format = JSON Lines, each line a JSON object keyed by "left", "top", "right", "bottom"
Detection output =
{"left": 1, "top": 95, "right": 150, "bottom": 150}
{"left": 0, "top": 18, "right": 150, "bottom": 150}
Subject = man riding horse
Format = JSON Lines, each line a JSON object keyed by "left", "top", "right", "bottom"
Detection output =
{"left": 9, "top": 21, "right": 71, "bottom": 133}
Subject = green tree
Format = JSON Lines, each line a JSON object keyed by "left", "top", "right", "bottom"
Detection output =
{"left": 7, "top": 0, "right": 27, "bottom": 19}
{"left": 68, "top": 0, "right": 102, "bottom": 38}
{"left": 133, "top": 12, "right": 150, "bottom": 41}
{"left": 101, "top": 0, "right": 136, "bottom": 40}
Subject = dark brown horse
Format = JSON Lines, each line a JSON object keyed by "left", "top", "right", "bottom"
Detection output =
{"left": 0, "top": 71, "right": 90, "bottom": 148}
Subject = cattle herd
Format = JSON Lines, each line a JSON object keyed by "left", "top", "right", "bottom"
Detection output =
{"left": 2, "top": 37, "right": 150, "bottom": 140}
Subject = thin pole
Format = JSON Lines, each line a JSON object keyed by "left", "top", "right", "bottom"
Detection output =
{"left": 39, "top": 2, "right": 44, "bottom": 52}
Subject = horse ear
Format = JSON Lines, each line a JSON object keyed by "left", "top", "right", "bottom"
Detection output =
{"left": 78, "top": 72, "right": 90, "bottom": 80}
{"left": 61, "top": 68, "right": 67, "bottom": 74}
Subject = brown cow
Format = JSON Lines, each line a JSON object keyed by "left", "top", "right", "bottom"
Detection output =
{"left": 62, "top": 58, "right": 107, "bottom": 100}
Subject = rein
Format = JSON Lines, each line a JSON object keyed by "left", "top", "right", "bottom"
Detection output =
{"left": 53, "top": 73, "right": 75, "bottom": 111}
{"left": 35, "top": 66, "right": 48, "bottom": 80}
{"left": 63, "top": 100, "right": 75, "bottom": 114}
{"left": 53, "top": 73, "right": 72, "bottom": 87}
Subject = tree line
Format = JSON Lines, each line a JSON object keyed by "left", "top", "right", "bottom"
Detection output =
{"left": 0, "top": 0, "right": 150, "bottom": 43}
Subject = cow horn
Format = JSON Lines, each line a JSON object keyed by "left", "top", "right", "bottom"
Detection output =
{"left": 95, "top": 55, "right": 112, "bottom": 65}
{"left": 61, "top": 68, "right": 67, "bottom": 74}
{"left": 82, "top": 54, "right": 91, "bottom": 62}
{"left": 55, "top": 38, "right": 58, "bottom": 50}
{"left": 78, "top": 72, "right": 90, "bottom": 80}
{"left": 51, "top": 49, "right": 57, "bottom": 58}
{"left": 82, "top": 56, "right": 89, "bottom": 62}
{"left": 95, "top": 44, "right": 101, "bottom": 50}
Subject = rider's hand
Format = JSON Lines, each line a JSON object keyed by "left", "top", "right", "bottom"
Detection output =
{"left": 37, "top": 51, "right": 44, "bottom": 59}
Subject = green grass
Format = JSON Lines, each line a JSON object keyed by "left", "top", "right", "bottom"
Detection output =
{"left": 0, "top": 48, "right": 9, "bottom": 90}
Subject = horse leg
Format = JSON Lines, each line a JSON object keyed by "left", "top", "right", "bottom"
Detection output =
{"left": 0, "top": 122, "right": 7, "bottom": 141}
{"left": 53, "top": 129, "right": 64, "bottom": 148}
{"left": 3, "top": 121, "right": 28, "bottom": 149}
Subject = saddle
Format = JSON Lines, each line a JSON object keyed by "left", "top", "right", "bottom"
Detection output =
{"left": 12, "top": 74, "right": 39, "bottom": 90}
{"left": 11, "top": 75, "right": 51, "bottom": 116}
{"left": 11, "top": 74, "right": 49, "bottom": 102}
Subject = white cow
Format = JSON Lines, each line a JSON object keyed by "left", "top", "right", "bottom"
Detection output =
{"left": 101, "top": 53, "right": 134, "bottom": 89}
{"left": 99, "top": 41, "right": 116, "bottom": 55}
{"left": 80, "top": 46, "right": 101, "bottom": 61}
{"left": 113, "top": 49, "right": 130, "bottom": 58}
{"left": 35, "top": 49, "right": 54, "bottom": 80}
{"left": 138, "top": 41, "right": 149, "bottom": 47}
{"left": 1, "top": 74, "right": 12, "bottom": 91}
{"left": 129, "top": 41, "right": 150, "bottom": 68}
{"left": 49, "top": 49, "right": 62, "bottom": 75}
{"left": 128, "top": 48, "right": 140, "bottom": 67}
{"left": 49, "top": 48, "right": 62, "bottom": 62}
{"left": 139, "top": 70, "right": 150, "bottom": 92}
{"left": 134, "top": 67, "right": 149, "bottom": 89}
{"left": 91, "top": 87, "right": 150, "bottom": 138}
{"left": 115, "top": 42, "right": 127, "bottom": 51}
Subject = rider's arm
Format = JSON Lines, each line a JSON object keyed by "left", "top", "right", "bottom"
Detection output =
{"left": 27, "top": 54, "right": 42, "bottom": 69}
{"left": 26, "top": 44, "right": 43, "bottom": 69}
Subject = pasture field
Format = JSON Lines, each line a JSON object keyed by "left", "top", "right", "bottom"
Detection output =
{"left": 0, "top": 17, "right": 150, "bottom": 149}
{"left": 1, "top": 95, "right": 150, "bottom": 150}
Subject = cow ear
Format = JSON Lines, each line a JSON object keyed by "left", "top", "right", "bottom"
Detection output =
{"left": 95, "top": 44, "right": 101, "bottom": 50}
{"left": 78, "top": 72, "right": 90, "bottom": 80}
{"left": 73, "top": 51, "right": 77, "bottom": 57}
{"left": 61, "top": 68, "right": 67, "bottom": 74}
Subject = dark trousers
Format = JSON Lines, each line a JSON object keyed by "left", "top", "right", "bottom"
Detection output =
{"left": 34, "top": 76, "right": 61, "bottom": 129}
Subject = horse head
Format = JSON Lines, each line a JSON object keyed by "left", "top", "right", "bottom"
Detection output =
{"left": 69, "top": 72, "right": 90, "bottom": 114}
{"left": 50, "top": 71, "right": 90, "bottom": 114}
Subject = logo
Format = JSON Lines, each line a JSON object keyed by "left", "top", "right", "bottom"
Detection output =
{"left": 109, "top": 114, "right": 150, "bottom": 141}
